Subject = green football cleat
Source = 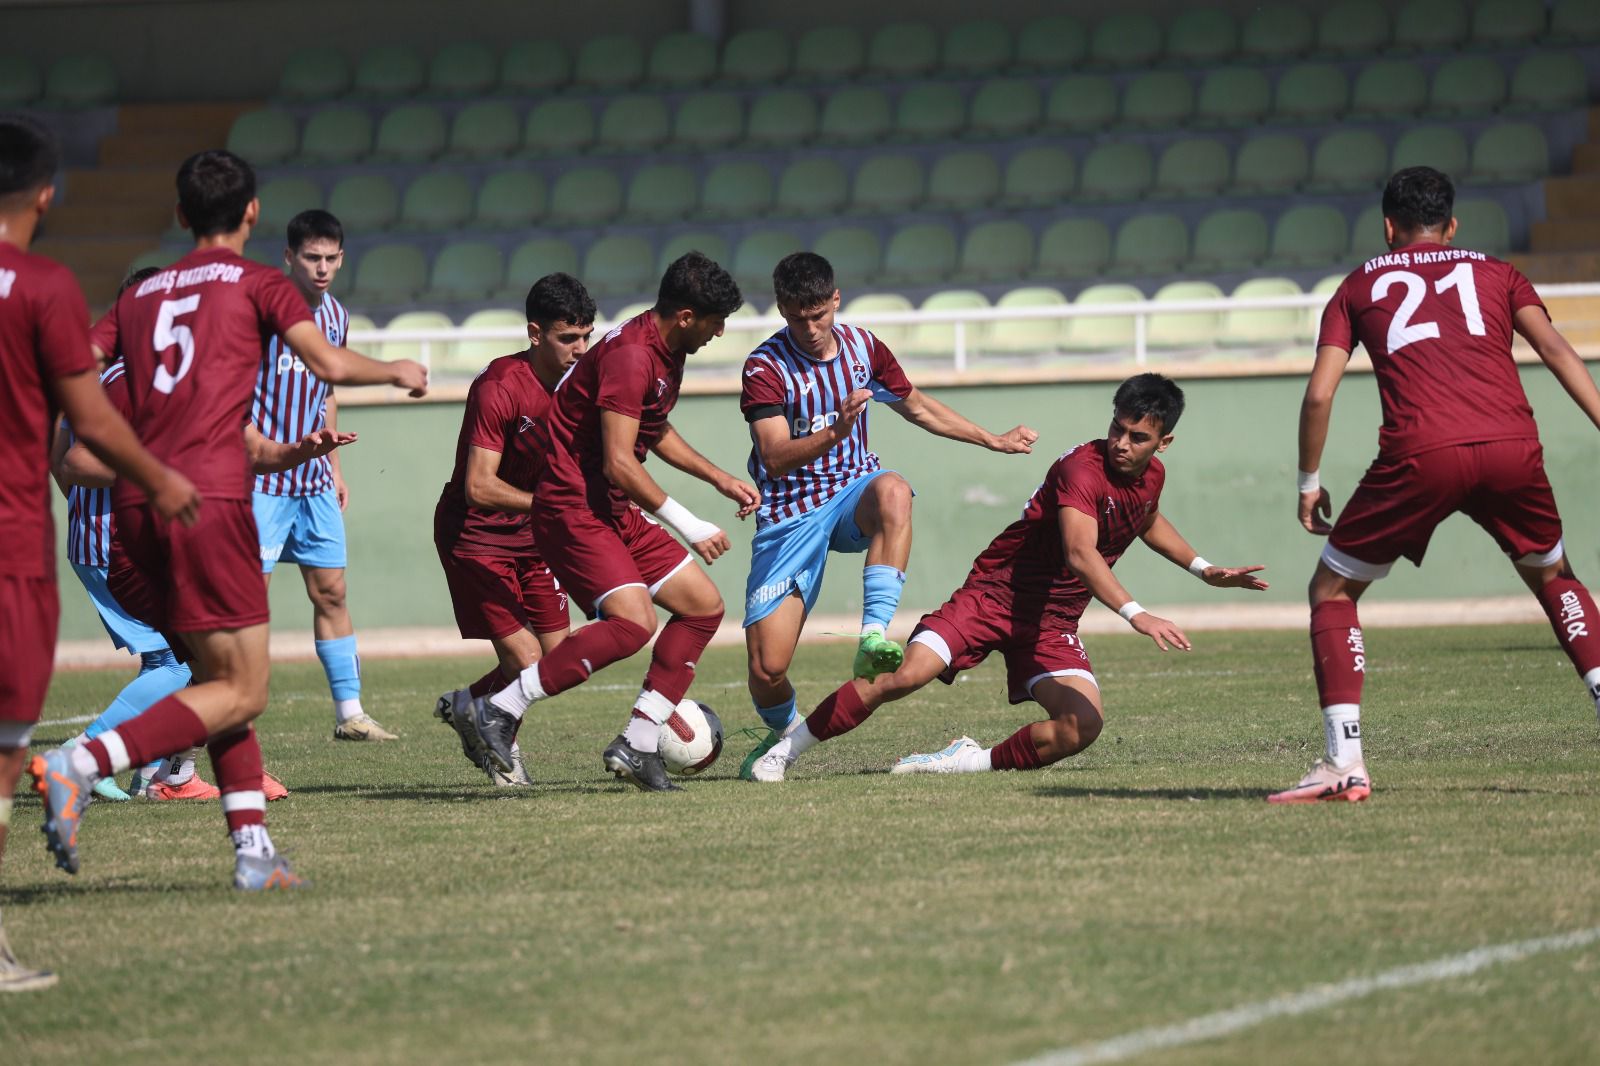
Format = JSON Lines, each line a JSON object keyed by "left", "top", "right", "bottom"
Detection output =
{"left": 853, "top": 632, "right": 904, "bottom": 680}
{"left": 92, "top": 776, "right": 131, "bottom": 802}
{"left": 738, "top": 729, "right": 781, "bottom": 781}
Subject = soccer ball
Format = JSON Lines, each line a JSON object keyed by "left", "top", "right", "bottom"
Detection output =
{"left": 658, "top": 699, "right": 723, "bottom": 776}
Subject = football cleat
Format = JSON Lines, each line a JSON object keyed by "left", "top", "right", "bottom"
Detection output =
{"left": 479, "top": 744, "right": 533, "bottom": 788}
{"left": 467, "top": 696, "right": 520, "bottom": 774}
{"left": 262, "top": 771, "right": 289, "bottom": 801}
{"left": 233, "top": 853, "right": 310, "bottom": 892}
{"left": 0, "top": 918, "right": 56, "bottom": 993}
{"left": 890, "top": 735, "right": 982, "bottom": 775}
{"left": 144, "top": 775, "right": 220, "bottom": 801}
{"left": 748, "top": 747, "right": 795, "bottom": 783}
{"left": 738, "top": 729, "right": 781, "bottom": 781}
{"left": 601, "top": 735, "right": 682, "bottom": 792}
{"left": 333, "top": 713, "right": 398, "bottom": 741}
{"left": 92, "top": 776, "right": 131, "bottom": 802}
{"left": 1267, "top": 759, "right": 1372, "bottom": 804}
{"left": 435, "top": 688, "right": 488, "bottom": 765}
{"left": 853, "top": 632, "right": 904, "bottom": 681}
{"left": 29, "top": 749, "right": 92, "bottom": 875}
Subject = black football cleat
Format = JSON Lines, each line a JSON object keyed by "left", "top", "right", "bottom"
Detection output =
{"left": 468, "top": 696, "right": 520, "bottom": 774}
{"left": 601, "top": 735, "right": 682, "bottom": 792}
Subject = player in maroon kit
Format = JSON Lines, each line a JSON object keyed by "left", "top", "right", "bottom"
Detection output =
{"left": 432, "top": 273, "right": 595, "bottom": 786}
{"left": 1271, "top": 167, "right": 1600, "bottom": 803}
{"left": 0, "top": 116, "right": 199, "bottom": 991}
{"left": 30, "top": 149, "right": 428, "bottom": 890}
{"left": 467, "top": 252, "right": 759, "bottom": 792}
{"left": 749, "top": 374, "right": 1269, "bottom": 781}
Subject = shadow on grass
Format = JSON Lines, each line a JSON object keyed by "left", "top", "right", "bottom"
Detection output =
{"left": 1, "top": 879, "right": 208, "bottom": 903}
{"left": 1033, "top": 785, "right": 1268, "bottom": 801}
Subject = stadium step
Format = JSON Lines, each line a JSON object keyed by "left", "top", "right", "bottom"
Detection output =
{"left": 1531, "top": 218, "right": 1600, "bottom": 253}
{"left": 1510, "top": 250, "right": 1600, "bottom": 284}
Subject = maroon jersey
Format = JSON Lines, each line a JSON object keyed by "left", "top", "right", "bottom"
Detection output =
{"left": 90, "top": 246, "right": 312, "bottom": 505}
{"left": 0, "top": 244, "right": 98, "bottom": 578}
{"left": 963, "top": 440, "right": 1165, "bottom": 630}
{"left": 436, "top": 352, "right": 553, "bottom": 558}
{"left": 1318, "top": 243, "right": 1546, "bottom": 460}
{"left": 536, "top": 311, "right": 682, "bottom": 519}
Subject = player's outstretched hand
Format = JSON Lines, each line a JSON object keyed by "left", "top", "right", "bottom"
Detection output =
{"left": 1299, "top": 487, "right": 1333, "bottom": 535}
{"left": 833, "top": 389, "right": 872, "bottom": 437}
{"left": 992, "top": 425, "right": 1039, "bottom": 454}
{"left": 391, "top": 359, "right": 429, "bottom": 398}
{"left": 1130, "top": 611, "right": 1191, "bottom": 652}
{"left": 299, "top": 428, "right": 359, "bottom": 459}
{"left": 691, "top": 529, "right": 731, "bottom": 565}
{"left": 716, "top": 475, "right": 760, "bottom": 520}
{"left": 151, "top": 468, "right": 201, "bottom": 527}
{"left": 1200, "top": 564, "right": 1270, "bottom": 591}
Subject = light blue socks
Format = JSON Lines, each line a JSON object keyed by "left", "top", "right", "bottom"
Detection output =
{"left": 861, "top": 564, "right": 907, "bottom": 635}
{"left": 755, "top": 693, "right": 798, "bottom": 733}
{"left": 315, "top": 635, "right": 361, "bottom": 702}
{"left": 84, "top": 649, "right": 192, "bottom": 739}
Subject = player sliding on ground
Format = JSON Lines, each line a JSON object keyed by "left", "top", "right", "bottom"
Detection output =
{"left": 1271, "top": 166, "right": 1600, "bottom": 804}
{"left": 737, "top": 252, "right": 1037, "bottom": 779}
{"left": 750, "top": 373, "right": 1268, "bottom": 781}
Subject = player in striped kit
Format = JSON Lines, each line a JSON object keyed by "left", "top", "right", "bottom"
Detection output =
{"left": 737, "top": 252, "right": 1038, "bottom": 778}
{"left": 251, "top": 210, "right": 393, "bottom": 741}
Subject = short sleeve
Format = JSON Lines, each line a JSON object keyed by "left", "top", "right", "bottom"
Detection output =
{"left": 1315, "top": 276, "right": 1355, "bottom": 354}
{"left": 88, "top": 298, "right": 120, "bottom": 363}
{"left": 1056, "top": 448, "right": 1103, "bottom": 519}
{"left": 36, "top": 267, "right": 96, "bottom": 381}
{"left": 740, "top": 355, "right": 786, "bottom": 422}
{"left": 466, "top": 378, "right": 516, "bottom": 453}
{"left": 1505, "top": 265, "right": 1547, "bottom": 319}
{"left": 254, "top": 268, "right": 315, "bottom": 338}
{"left": 594, "top": 345, "right": 653, "bottom": 419}
{"left": 866, "top": 331, "right": 913, "bottom": 403}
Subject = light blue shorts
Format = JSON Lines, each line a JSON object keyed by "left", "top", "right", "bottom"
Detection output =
{"left": 252, "top": 488, "right": 347, "bottom": 572}
{"left": 70, "top": 560, "right": 171, "bottom": 654}
{"left": 743, "top": 469, "right": 902, "bottom": 627}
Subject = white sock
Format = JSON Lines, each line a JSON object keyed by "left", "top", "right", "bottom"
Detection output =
{"left": 164, "top": 753, "right": 196, "bottom": 786}
{"left": 490, "top": 661, "right": 547, "bottom": 720}
{"left": 956, "top": 747, "right": 995, "bottom": 773}
{"left": 68, "top": 745, "right": 102, "bottom": 780}
{"left": 1322, "top": 704, "right": 1363, "bottom": 767}
{"left": 1583, "top": 667, "right": 1600, "bottom": 706}
{"left": 334, "top": 698, "right": 364, "bottom": 724}
{"left": 861, "top": 623, "right": 886, "bottom": 639}
{"left": 230, "top": 824, "right": 275, "bottom": 860}
{"left": 622, "top": 714, "right": 660, "bottom": 752}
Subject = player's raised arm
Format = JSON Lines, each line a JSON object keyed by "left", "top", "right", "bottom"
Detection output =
{"left": 888, "top": 387, "right": 1037, "bottom": 453}
{"left": 1060, "top": 505, "right": 1190, "bottom": 651}
{"left": 50, "top": 370, "right": 199, "bottom": 525}
{"left": 1297, "top": 344, "right": 1350, "bottom": 535}
{"left": 652, "top": 422, "right": 758, "bottom": 518}
{"left": 1139, "top": 511, "right": 1268, "bottom": 590}
{"left": 602, "top": 410, "right": 730, "bottom": 563}
{"left": 284, "top": 320, "right": 428, "bottom": 396}
{"left": 1516, "top": 305, "right": 1600, "bottom": 433}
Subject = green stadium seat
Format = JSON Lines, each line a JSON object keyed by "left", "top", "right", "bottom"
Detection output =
{"left": 1549, "top": 0, "right": 1600, "bottom": 42}
{"left": 774, "top": 158, "right": 848, "bottom": 217}
{"left": 1037, "top": 218, "right": 1112, "bottom": 279}
{"left": 1430, "top": 56, "right": 1507, "bottom": 115}
{"left": 227, "top": 109, "right": 297, "bottom": 166}
{"left": 850, "top": 154, "right": 924, "bottom": 214}
{"left": 257, "top": 177, "right": 322, "bottom": 235}
{"left": 868, "top": 22, "right": 939, "bottom": 79}
{"left": 1274, "top": 63, "right": 1348, "bottom": 123}
{"left": 596, "top": 94, "right": 671, "bottom": 153}
{"left": 1391, "top": 126, "right": 1470, "bottom": 177}
{"left": 1148, "top": 281, "right": 1225, "bottom": 350}
{"left": 942, "top": 20, "right": 1012, "bottom": 76}
{"left": 908, "top": 290, "right": 989, "bottom": 358}
{"left": 1014, "top": 14, "right": 1089, "bottom": 71}
{"left": 522, "top": 99, "right": 595, "bottom": 156}
{"left": 1469, "top": 123, "right": 1549, "bottom": 184}
{"left": 706, "top": 304, "right": 771, "bottom": 365}
{"left": 372, "top": 104, "right": 446, "bottom": 162}
{"left": 1122, "top": 71, "right": 1195, "bottom": 128}
{"left": 346, "top": 313, "right": 378, "bottom": 340}
{"left": 1240, "top": 7, "right": 1314, "bottom": 60}
{"left": 1268, "top": 205, "right": 1348, "bottom": 268}
{"left": 702, "top": 160, "right": 774, "bottom": 220}
{"left": 503, "top": 238, "right": 580, "bottom": 299}
{"left": 989, "top": 287, "right": 1068, "bottom": 354}
{"left": 327, "top": 174, "right": 398, "bottom": 232}
{"left": 399, "top": 172, "right": 473, "bottom": 232}
{"left": 1508, "top": 53, "right": 1588, "bottom": 111}
{"left": 351, "top": 244, "right": 427, "bottom": 306}
{"left": 1392, "top": 0, "right": 1468, "bottom": 51}
{"left": 352, "top": 45, "right": 424, "bottom": 99}
{"left": 1470, "top": 0, "right": 1544, "bottom": 45}
{"left": 882, "top": 223, "right": 957, "bottom": 285}
{"left": 894, "top": 84, "right": 965, "bottom": 141}
{"left": 429, "top": 42, "right": 496, "bottom": 96}
{"left": 819, "top": 87, "right": 891, "bottom": 145}
{"left": 446, "top": 309, "right": 527, "bottom": 373}
{"left": 430, "top": 241, "right": 503, "bottom": 302}
{"left": 959, "top": 221, "right": 1034, "bottom": 282}
{"left": 1089, "top": 13, "right": 1162, "bottom": 67}
{"left": 656, "top": 231, "right": 731, "bottom": 275}
{"left": 624, "top": 163, "right": 697, "bottom": 223}
{"left": 969, "top": 79, "right": 1042, "bottom": 139}
{"left": 583, "top": 235, "right": 655, "bottom": 298}
{"left": 1112, "top": 214, "right": 1189, "bottom": 276}
{"left": 842, "top": 294, "right": 914, "bottom": 353}
{"left": 1190, "top": 208, "right": 1269, "bottom": 271}
{"left": 449, "top": 102, "right": 519, "bottom": 159}
{"left": 1078, "top": 142, "right": 1154, "bottom": 202}
{"left": 299, "top": 107, "right": 372, "bottom": 164}
{"left": 1167, "top": 9, "right": 1238, "bottom": 63}
{"left": 1000, "top": 146, "right": 1075, "bottom": 207}
{"left": 573, "top": 33, "right": 644, "bottom": 90}
{"left": 547, "top": 167, "right": 622, "bottom": 226}
{"left": 747, "top": 89, "right": 818, "bottom": 147}
{"left": 925, "top": 151, "right": 1001, "bottom": 211}
{"left": 814, "top": 227, "right": 882, "bottom": 282}
{"left": 1042, "top": 75, "right": 1118, "bottom": 133}
{"left": 500, "top": 40, "right": 572, "bottom": 94}
{"left": 1306, "top": 129, "right": 1388, "bottom": 193}
{"left": 1195, "top": 68, "right": 1272, "bottom": 126}
{"left": 1061, "top": 284, "right": 1143, "bottom": 353}
{"left": 1349, "top": 60, "right": 1427, "bottom": 118}
{"left": 1315, "top": 0, "right": 1389, "bottom": 54}
{"left": 1350, "top": 204, "right": 1387, "bottom": 260}
{"left": 1219, "top": 277, "right": 1304, "bottom": 349}
{"left": 475, "top": 171, "right": 546, "bottom": 229}
{"left": 1453, "top": 198, "right": 1511, "bottom": 255}
{"left": 278, "top": 46, "right": 350, "bottom": 101}
{"left": 44, "top": 55, "right": 118, "bottom": 107}
{"left": 673, "top": 92, "right": 744, "bottom": 150}
{"left": 373, "top": 311, "right": 453, "bottom": 364}
{"left": 1152, "top": 138, "right": 1230, "bottom": 199}
{"left": 0, "top": 56, "right": 41, "bottom": 105}
{"left": 793, "top": 26, "right": 865, "bottom": 82}
{"left": 720, "top": 28, "right": 791, "bottom": 84}
{"left": 645, "top": 31, "right": 717, "bottom": 88}
{"left": 1233, "top": 133, "right": 1310, "bottom": 194}
{"left": 732, "top": 229, "right": 803, "bottom": 292}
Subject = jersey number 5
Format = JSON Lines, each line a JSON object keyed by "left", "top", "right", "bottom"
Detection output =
{"left": 1372, "top": 263, "right": 1486, "bottom": 355}
{"left": 152, "top": 295, "right": 201, "bottom": 394}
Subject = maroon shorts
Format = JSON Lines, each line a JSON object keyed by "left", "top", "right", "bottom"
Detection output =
{"left": 911, "top": 583, "right": 1095, "bottom": 705}
{"left": 437, "top": 542, "right": 571, "bottom": 641}
{"left": 1326, "top": 438, "right": 1564, "bottom": 580}
{"left": 109, "top": 499, "right": 270, "bottom": 638}
{"left": 531, "top": 504, "right": 692, "bottom": 619}
{"left": 0, "top": 574, "right": 59, "bottom": 732}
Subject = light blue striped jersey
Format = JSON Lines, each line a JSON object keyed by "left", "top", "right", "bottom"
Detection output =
{"left": 65, "top": 360, "right": 126, "bottom": 567}
{"left": 252, "top": 291, "right": 347, "bottom": 496}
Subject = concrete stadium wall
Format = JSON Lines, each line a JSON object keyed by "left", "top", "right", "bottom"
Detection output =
{"left": 52, "top": 365, "right": 1600, "bottom": 642}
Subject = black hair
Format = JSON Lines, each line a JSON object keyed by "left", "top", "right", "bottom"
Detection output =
{"left": 1113, "top": 372, "right": 1185, "bottom": 434}
{"left": 525, "top": 271, "right": 597, "bottom": 328}
{"left": 772, "top": 251, "right": 836, "bottom": 309}
{"left": 118, "top": 266, "right": 162, "bottom": 298}
{"left": 287, "top": 208, "right": 344, "bottom": 251}
{"left": 0, "top": 113, "right": 60, "bottom": 200}
{"left": 175, "top": 149, "right": 256, "bottom": 238}
{"left": 654, "top": 250, "right": 742, "bottom": 318}
{"left": 1381, "top": 166, "right": 1454, "bottom": 233}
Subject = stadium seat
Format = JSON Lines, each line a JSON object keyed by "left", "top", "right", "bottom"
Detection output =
{"left": 774, "top": 158, "right": 849, "bottom": 217}
{"left": 989, "top": 287, "right": 1068, "bottom": 353}
{"left": 430, "top": 241, "right": 503, "bottom": 302}
{"left": 400, "top": 172, "right": 473, "bottom": 232}
{"left": 1166, "top": 8, "right": 1238, "bottom": 63}
{"left": 624, "top": 163, "right": 697, "bottom": 223}
{"left": 1349, "top": 60, "right": 1427, "bottom": 118}
{"left": 1391, "top": 125, "right": 1470, "bottom": 177}
{"left": 500, "top": 39, "right": 572, "bottom": 94}
{"left": 583, "top": 235, "right": 655, "bottom": 298}
{"left": 1453, "top": 198, "right": 1511, "bottom": 255}
{"left": 446, "top": 309, "right": 527, "bottom": 372}
{"left": 372, "top": 104, "right": 446, "bottom": 162}
{"left": 1013, "top": 14, "right": 1089, "bottom": 71}
{"left": 701, "top": 160, "right": 774, "bottom": 219}
{"left": 327, "top": 174, "right": 398, "bottom": 232}
{"left": 1078, "top": 142, "right": 1154, "bottom": 202}
{"left": 959, "top": 221, "right": 1034, "bottom": 282}
{"left": 278, "top": 46, "right": 350, "bottom": 101}
{"left": 0, "top": 56, "right": 41, "bottom": 105}
{"left": 449, "top": 101, "right": 519, "bottom": 160}
{"left": 227, "top": 109, "right": 297, "bottom": 166}
{"left": 747, "top": 89, "right": 818, "bottom": 147}
{"left": 1061, "top": 284, "right": 1143, "bottom": 353}
{"left": 43, "top": 54, "right": 118, "bottom": 107}
{"left": 1239, "top": 6, "right": 1314, "bottom": 59}
{"left": 596, "top": 94, "right": 671, "bottom": 153}
{"left": 1152, "top": 139, "right": 1231, "bottom": 199}
{"left": 1274, "top": 63, "right": 1348, "bottom": 123}
{"left": 1042, "top": 74, "right": 1118, "bottom": 133}
{"left": 351, "top": 244, "right": 427, "bottom": 306}
{"left": 1037, "top": 217, "right": 1112, "bottom": 279}
{"left": 868, "top": 22, "right": 939, "bottom": 79}
{"left": 1549, "top": 0, "right": 1600, "bottom": 41}
{"left": 1088, "top": 13, "right": 1162, "bottom": 67}
{"left": 895, "top": 83, "right": 965, "bottom": 142}
{"left": 475, "top": 171, "right": 546, "bottom": 229}
{"left": 720, "top": 28, "right": 791, "bottom": 84}
{"left": 673, "top": 92, "right": 744, "bottom": 150}
{"left": 1000, "top": 146, "right": 1075, "bottom": 207}
{"left": 1267, "top": 205, "right": 1348, "bottom": 268}
{"left": 645, "top": 31, "right": 717, "bottom": 88}
{"left": 573, "top": 33, "right": 644, "bottom": 90}
{"left": 733, "top": 229, "right": 803, "bottom": 292}
{"left": 1470, "top": 0, "right": 1544, "bottom": 45}
{"left": 1315, "top": 0, "right": 1389, "bottom": 53}
{"left": 969, "top": 79, "right": 1042, "bottom": 139}
{"left": 1234, "top": 134, "right": 1310, "bottom": 194}
{"left": 942, "top": 20, "right": 1012, "bottom": 76}
{"left": 1430, "top": 56, "right": 1507, "bottom": 115}
{"left": 372, "top": 310, "right": 452, "bottom": 364}
{"left": 1121, "top": 71, "right": 1195, "bottom": 128}
{"left": 793, "top": 26, "right": 865, "bottom": 82}
{"left": 842, "top": 293, "right": 914, "bottom": 353}
{"left": 819, "top": 87, "right": 892, "bottom": 144}
{"left": 298, "top": 107, "right": 372, "bottom": 164}
{"left": 850, "top": 154, "right": 924, "bottom": 214}
{"left": 925, "top": 151, "right": 1001, "bottom": 211}
{"left": 352, "top": 45, "right": 424, "bottom": 99}
{"left": 1469, "top": 123, "right": 1548, "bottom": 184}
{"left": 1507, "top": 53, "right": 1588, "bottom": 111}
{"left": 1307, "top": 272, "right": 1346, "bottom": 344}
{"left": 1392, "top": 0, "right": 1469, "bottom": 50}
{"left": 908, "top": 290, "right": 989, "bottom": 358}
{"left": 522, "top": 99, "right": 595, "bottom": 156}
{"left": 1306, "top": 129, "right": 1388, "bottom": 193}
{"left": 656, "top": 231, "right": 731, "bottom": 274}
{"left": 429, "top": 42, "right": 496, "bottom": 96}
{"left": 346, "top": 313, "right": 378, "bottom": 340}
{"left": 1349, "top": 205, "right": 1387, "bottom": 260}
{"left": 1189, "top": 208, "right": 1270, "bottom": 271}
{"left": 1219, "top": 277, "right": 1304, "bottom": 348}
{"left": 1148, "top": 281, "right": 1225, "bottom": 350}
{"left": 257, "top": 177, "right": 322, "bottom": 234}
{"left": 1195, "top": 68, "right": 1272, "bottom": 126}
{"left": 1112, "top": 214, "right": 1189, "bottom": 276}
{"left": 503, "top": 238, "right": 579, "bottom": 298}
{"left": 882, "top": 223, "right": 957, "bottom": 285}
{"left": 547, "top": 167, "right": 622, "bottom": 226}
{"left": 814, "top": 227, "right": 882, "bottom": 282}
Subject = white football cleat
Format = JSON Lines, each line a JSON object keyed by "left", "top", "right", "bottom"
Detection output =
{"left": 890, "top": 735, "right": 981, "bottom": 774}
{"left": 1267, "top": 758, "right": 1372, "bottom": 804}
{"left": 748, "top": 747, "right": 795, "bottom": 783}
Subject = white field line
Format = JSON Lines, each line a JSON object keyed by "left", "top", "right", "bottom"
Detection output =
{"left": 1013, "top": 925, "right": 1600, "bottom": 1066}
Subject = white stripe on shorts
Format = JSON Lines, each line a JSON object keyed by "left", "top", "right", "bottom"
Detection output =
{"left": 1320, "top": 543, "right": 1393, "bottom": 582}
{"left": 909, "top": 629, "right": 953, "bottom": 667}
{"left": 1025, "top": 668, "right": 1099, "bottom": 697}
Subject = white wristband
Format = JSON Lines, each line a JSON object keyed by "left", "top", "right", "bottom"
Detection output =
{"left": 1188, "top": 556, "right": 1211, "bottom": 578}
{"left": 652, "top": 496, "right": 721, "bottom": 545}
{"left": 1298, "top": 469, "right": 1320, "bottom": 494}
{"left": 1117, "top": 601, "right": 1145, "bottom": 623}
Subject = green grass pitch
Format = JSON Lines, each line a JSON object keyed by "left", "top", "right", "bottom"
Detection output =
{"left": 4, "top": 625, "right": 1599, "bottom": 1064}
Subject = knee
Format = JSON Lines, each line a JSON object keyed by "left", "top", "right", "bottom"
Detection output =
{"left": 1047, "top": 708, "right": 1102, "bottom": 756}
{"left": 747, "top": 654, "right": 790, "bottom": 694}
{"left": 311, "top": 573, "right": 348, "bottom": 612}
{"left": 875, "top": 476, "right": 914, "bottom": 528}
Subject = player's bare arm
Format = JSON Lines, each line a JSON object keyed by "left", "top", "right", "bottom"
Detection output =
{"left": 1297, "top": 344, "right": 1350, "bottom": 535}
{"left": 600, "top": 409, "right": 731, "bottom": 564}
{"left": 1515, "top": 305, "right": 1600, "bottom": 433}
{"left": 325, "top": 390, "right": 349, "bottom": 509}
{"left": 888, "top": 387, "right": 1038, "bottom": 453}
{"left": 463, "top": 444, "right": 532, "bottom": 514}
{"left": 1139, "top": 512, "right": 1269, "bottom": 590}
{"left": 50, "top": 369, "right": 200, "bottom": 525}
{"left": 750, "top": 388, "right": 871, "bottom": 477}
{"left": 244, "top": 423, "right": 357, "bottom": 475}
{"left": 1060, "top": 505, "right": 1191, "bottom": 651}
{"left": 284, "top": 320, "right": 429, "bottom": 397}
{"left": 651, "top": 423, "right": 758, "bottom": 518}
{"left": 52, "top": 420, "right": 115, "bottom": 489}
